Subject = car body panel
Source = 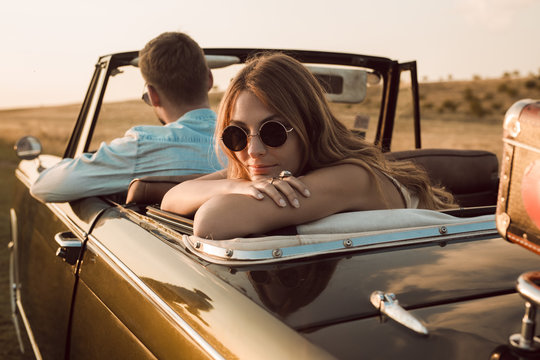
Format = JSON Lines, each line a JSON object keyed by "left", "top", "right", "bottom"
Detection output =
{"left": 74, "top": 206, "right": 333, "bottom": 359}
{"left": 9, "top": 48, "right": 539, "bottom": 359}
{"left": 12, "top": 159, "right": 110, "bottom": 359}
{"left": 202, "top": 235, "right": 539, "bottom": 330}
{"left": 305, "top": 292, "right": 525, "bottom": 360}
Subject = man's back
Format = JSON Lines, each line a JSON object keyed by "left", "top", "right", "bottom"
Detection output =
{"left": 30, "top": 32, "right": 222, "bottom": 203}
{"left": 31, "top": 109, "right": 221, "bottom": 202}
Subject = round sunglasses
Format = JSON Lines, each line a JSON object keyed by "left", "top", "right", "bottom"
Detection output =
{"left": 221, "top": 120, "right": 294, "bottom": 152}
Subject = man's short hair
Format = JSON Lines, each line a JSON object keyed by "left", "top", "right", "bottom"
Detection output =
{"left": 139, "top": 32, "right": 209, "bottom": 105}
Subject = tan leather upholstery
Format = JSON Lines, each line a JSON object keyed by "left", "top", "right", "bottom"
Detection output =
{"left": 386, "top": 149, "right": 499, "bottom": 207}
{"left": 126, "top": 174, "right": 206, "bottom": 205}
{"left": 126, "top": 149, "right": 499, "bottom": 208}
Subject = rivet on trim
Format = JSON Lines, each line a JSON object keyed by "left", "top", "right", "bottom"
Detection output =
{"left": 343, "top": 239, "right": 353, "bottom": 247}
{"left": 439, "top": 226, "right": 448, "bottom": 235}
{"left": 272, "top": 248, "right": 283, "bottom": 258}
{"left": 225, "top": 249, "right": 234, "bottom": 257}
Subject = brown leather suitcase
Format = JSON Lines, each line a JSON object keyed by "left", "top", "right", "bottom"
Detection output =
{"left": 496, "top": 99, "right": 540, "bottom": 255}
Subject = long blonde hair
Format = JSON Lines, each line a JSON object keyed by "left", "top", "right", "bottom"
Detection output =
{"left": 217, "top": 52, "right": 455, "bottom": 209}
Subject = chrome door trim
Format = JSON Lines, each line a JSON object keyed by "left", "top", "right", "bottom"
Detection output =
{"left": 86, "top": 235, "right": 226, "bottom": 360}
{"left": 9, "top": 208, "right": 26, "bottom": 354}
{"left": 183, "top": 219, "right": 498, "bottom": 265}
{"left": 16, "top": 298, "right": 43, "bottom": 360}
{"left": 13, "top": 167, "right": 87, "bottom": 358}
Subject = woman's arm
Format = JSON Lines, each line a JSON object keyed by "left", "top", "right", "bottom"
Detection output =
{"left": 192, "top": 164, "right": 404, "bottom": 239}
{"left": 161, "top": 170, "right": 241, "bottom": 216}
{"left": 162, "top": 168, "right": 312, "bottom": 217}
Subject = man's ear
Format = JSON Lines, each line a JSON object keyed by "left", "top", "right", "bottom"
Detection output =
{"left": 148, "top": 85, "right": 161, "bottom": 107}
{"left": 207, "top": 70, "right": 214, "bottom": 91}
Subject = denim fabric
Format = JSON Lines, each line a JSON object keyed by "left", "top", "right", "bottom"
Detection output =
{"left": 31, "top": 109, "right": 223, "bottom": 202}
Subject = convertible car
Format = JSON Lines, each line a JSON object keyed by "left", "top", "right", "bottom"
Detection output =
{"left": 9, "top": 48, "right": 540, "bottom": 359}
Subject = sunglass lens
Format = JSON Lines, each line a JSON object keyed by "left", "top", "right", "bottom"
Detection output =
{"left": 260, "top": 121, "right": 288, "bottom": 147}
{"left": 142, "top": 92, "right": 151, "bottom": 106}
{"left": 222, "top": 126, "right": 247, "bottom": 151}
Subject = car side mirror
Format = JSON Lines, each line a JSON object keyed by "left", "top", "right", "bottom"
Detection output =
{"left": 14, "top": 136, "right": 42, "bottom": 160}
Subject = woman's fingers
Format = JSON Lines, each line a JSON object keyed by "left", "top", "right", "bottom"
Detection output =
{"left": 252, "top": 176, "right": 310, "bottom": 208}
{"left": 261, "top": 179, "right": 289, "bottom": 207}
{"left": 274, "top": 179, "right": 300, "bottom": 208}
{"left": 282, "top": 176, "right": 311, "bottom": 198}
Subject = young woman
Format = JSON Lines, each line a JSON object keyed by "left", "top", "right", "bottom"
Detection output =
{"left": 161, "top": 53, "right": 455, "bottom": 239}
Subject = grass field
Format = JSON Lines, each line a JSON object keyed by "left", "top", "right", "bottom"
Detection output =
{"left": 0, "top": 74, "right": 539, "bottom": 357}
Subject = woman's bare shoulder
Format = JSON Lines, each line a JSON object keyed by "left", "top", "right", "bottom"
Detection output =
{"left": 303, "top": 163, "right": 373, "bottom": 193}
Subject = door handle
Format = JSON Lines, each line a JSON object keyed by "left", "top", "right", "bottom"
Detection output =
{"left": 54, "top": 232, "right": 82, "bottom": 265}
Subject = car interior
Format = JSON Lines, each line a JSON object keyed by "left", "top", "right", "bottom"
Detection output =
{"left": 92, "top": 52, "right": 501, "bottom": 250}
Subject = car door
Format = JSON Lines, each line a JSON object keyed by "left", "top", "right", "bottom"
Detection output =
{"left": 11, "top": 159, "right": 110, "bottom": 359}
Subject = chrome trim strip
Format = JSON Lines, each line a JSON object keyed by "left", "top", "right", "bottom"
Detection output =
{"left": 16, "top": 298, "right": 43, "bottom": 360}
{"left": 190, "top": 220, "right": 497, "bottom": 264}
{"left": 9, "top": 208, "right": 25, "bottom": 353}
{"left": 145, "top": 211, "right": 193, "bottom": 235}
{"left": 86, "top": 235, "right": 225, "bottom": 360}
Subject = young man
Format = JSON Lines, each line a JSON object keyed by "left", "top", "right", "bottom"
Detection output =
{"left": 31, "top": 32, "right": 222, "bottom": 203}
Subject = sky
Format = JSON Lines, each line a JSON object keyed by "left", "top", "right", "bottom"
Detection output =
{"left": 1, "top": 0, "right": 539, "bottom": 110}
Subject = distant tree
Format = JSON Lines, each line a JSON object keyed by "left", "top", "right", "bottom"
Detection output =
{"left": 422, "top": 102, "right": 434, "bottom": 110}
{"left": 473, "top": 74, "right": 482, "bottom": 81}
{"left": 491, "top": 102, "right": 503, "bottom": 112}
{"left": 469, "top": 99, "right": 489, "bottom": 117}
{"left": 498, "top": 83, "right": 509, "bottom": 93}
{"left": 513, "top": 70, "right": 520, "bottom": 78}
{"left": 525, "top": 79, "right": 537, "bottom": 89}
{"left": 422, "top": 75, "right": 429, "bottom": 82}
{"left": 447, "top": 74, "right": 453, "bottom": 81}
{"left": 463, "top": 87, "right": 475, "bottom": 101}
{"left": 503, "top": 71, "right": 512, "bottom": 79}
{"left": 506, "top": 86, "right": 518, "bottom": 97}
{"left": 440, "top": 99, "right": 458, "bottom": 112}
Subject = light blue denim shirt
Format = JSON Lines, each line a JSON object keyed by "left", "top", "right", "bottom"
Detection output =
{"left": 31, "top": 108, "right": 223, "bottom": 202}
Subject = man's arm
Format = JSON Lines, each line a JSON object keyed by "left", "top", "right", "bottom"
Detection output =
{"left": 30, "top": 135, "right": 138, "bottom": 203}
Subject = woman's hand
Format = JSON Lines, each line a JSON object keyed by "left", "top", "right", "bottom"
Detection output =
{"left": 245, "top": 175, "right": 311, "bottom": 208}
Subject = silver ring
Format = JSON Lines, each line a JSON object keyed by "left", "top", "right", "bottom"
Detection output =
{"left": 279, "top": 170, "right": 292, "bottom": 179}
